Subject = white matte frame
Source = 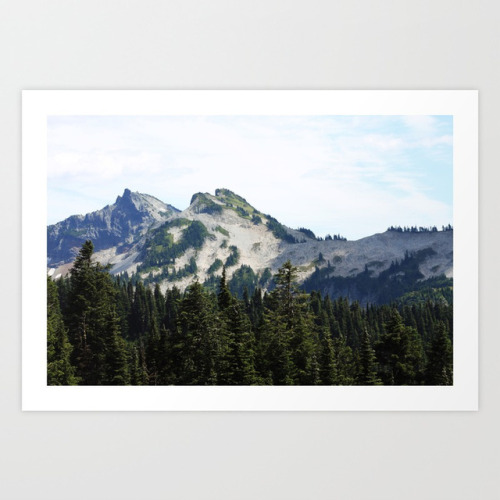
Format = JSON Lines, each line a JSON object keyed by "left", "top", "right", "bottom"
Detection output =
{"left": 22, "top": 90, "right": 478, "bottom": 411}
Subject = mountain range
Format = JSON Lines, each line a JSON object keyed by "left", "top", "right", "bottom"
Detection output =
{"left": 47, "top": 188, "right": 453, "bottom": 305}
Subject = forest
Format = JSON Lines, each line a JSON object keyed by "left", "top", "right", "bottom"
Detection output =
{"left": 47, "top": 240, "right": 453, "bottom": 386}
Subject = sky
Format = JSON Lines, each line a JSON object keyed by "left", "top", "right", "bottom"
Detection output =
{"left": 47, "top": 115, "right": 453, "bottom": 241}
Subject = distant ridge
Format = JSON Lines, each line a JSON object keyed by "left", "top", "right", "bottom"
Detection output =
{"left": 47, "top": 189, "right": 453, "bottom": 305}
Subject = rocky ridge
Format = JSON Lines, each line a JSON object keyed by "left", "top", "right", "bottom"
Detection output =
{"left": 48, "top": 188, "right": 453, "bottom": 303}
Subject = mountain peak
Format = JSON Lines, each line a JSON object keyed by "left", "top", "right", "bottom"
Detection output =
{"left": 215, "top": 188, "right": 248, "bottom": 205}
{"left": 48, "top": 189, "right": 178, "bottom": 267}
{"left": 115, "top": 188, "right": 135, "bottom": 204}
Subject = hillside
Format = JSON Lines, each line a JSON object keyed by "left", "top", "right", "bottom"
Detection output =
{"left": 47, "top": 188, "right": 453, "bottom": 305}
{"left": 48, "top": 188, "right": 179, "bottom": 266}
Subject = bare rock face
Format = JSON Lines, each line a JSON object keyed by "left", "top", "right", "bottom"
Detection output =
{"left": 47, "top": 189, "right": 179, "bottom": 267}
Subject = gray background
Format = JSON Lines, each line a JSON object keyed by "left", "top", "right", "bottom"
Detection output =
{"left": 1, "top": 1, "right": 498, "bottom": 499}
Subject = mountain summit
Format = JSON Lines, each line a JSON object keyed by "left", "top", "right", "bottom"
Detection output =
{"left": 47, "top": 189, "right": 179, "bottom": 266}
{"left": 48, "top": 189, "right": 453, "bottom": 305}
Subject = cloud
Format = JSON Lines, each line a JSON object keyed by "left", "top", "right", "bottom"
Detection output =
{"left": 47, "top": 115, "right": 453, "bottom": 239}
{"left": 402, "top": 115, "right": 439, "bottom": 136}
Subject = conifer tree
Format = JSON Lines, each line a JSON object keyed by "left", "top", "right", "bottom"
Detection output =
{"left": 334, "top": 334, "right": 356, "bottom": 385}
{"left": 260, "top": 261, "right": 317, "bottom": 385}
{"left": 359, "top": 328, "right": 381, "bottom": 385}
{"left": 217, "top": 270, "right": 257, "bottom": 384}
{"left": 177, "top": 282, "right": 218, "bottom": 384}
{"left": 101, "top": 306, "right": 130, "bottom": 385}
{"left": 425, "top": 321, "right": 453, "bottom": 385}
{"left": 376, "top": 309, "right": 423, "bottom": 385}
{"left": 66, "top": 240, "right": 129, "bottom": 385}
{"left": 318, "top": 323, "right": 337, "bottom": 385}
{"left": 154, "top": 283, "right": 166, "bottom": 325}
{"left": 145, "top": 316, "right": 161, "bottom": 385}
{"left": 217, "top": 266, "right": 232, "bottom": 310}
{"left": 130, "top": 281, "right": 149, "bottom": 341}
{"left": 47, "top": 276, "right": 78, "bottom": 385}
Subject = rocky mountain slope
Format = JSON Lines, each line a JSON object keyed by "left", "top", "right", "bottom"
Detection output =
{"left": 48, "top": 188, "right": 179, "bottom": 267}
{"left": 48, "top": 188, "right": 453, "bottom": 304}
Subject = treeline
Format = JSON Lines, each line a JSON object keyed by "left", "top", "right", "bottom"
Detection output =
{"left": 303, "top": 247, "right": 453, "bottom": 305}
{"left": 48, "top": 240, "right": 453, "bottom": 386}
{"left": 387, "top": 224, "right": 453, "bottom": 233}
{"left": 297, "top": 227, "right": 347, "bottom": 242}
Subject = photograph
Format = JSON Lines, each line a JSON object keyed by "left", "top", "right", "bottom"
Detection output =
{"left": 22, "top": 90, "right": 477, "bottom": 410}
{"left": 5, "top": 3, "right": 495, "bottom": 498}
{"left": 46, "top": 113, "right": 454, "bottom": 387}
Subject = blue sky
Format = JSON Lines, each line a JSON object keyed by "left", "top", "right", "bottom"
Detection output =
{"left": 47, "top": 115, "right": 452, "bottom": 240}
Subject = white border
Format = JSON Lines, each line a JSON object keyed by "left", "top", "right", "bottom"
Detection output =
{"left": 22, "top": 90, "right": 478, "bottom": 411}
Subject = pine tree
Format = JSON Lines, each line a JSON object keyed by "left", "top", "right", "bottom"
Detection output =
{"left": 101, "top": 306, "right": 130, "bottom": 385}
{"left": 334, "top": 334, "right": 356, "bottom": 385}
{"left": 217, "top": 266, "right": 232, "bottom": 310}
{"left": 145, "top": 316, "right": 162, "bottom": 385}
{"left": 358, "top": 328, "right": 381, "bottom": 385}
{"left": 47, "top": 276, "right": 78, "bottom": 385}
{"left": 318, "top": 324, "right": 337, "bottom": 385}
{"left": 130, "top": 281, "right": 149, "bottom": 341}
{"left": 376, "top": 309, "right": 423, "bottom": 385}
{"left": 66, "top": 240, "right": 129, "bottom": 385}
{"left": 216, "top": 270, "right": 257, "bottom": 384}
{"left": 177, "top": 282, "right": 218, "bottom": 384}
{"left": 425, "top": 321, "right": 453, "bottom": 385}
{"left": 259, "top": 261, "right": 318, "bottom": 385}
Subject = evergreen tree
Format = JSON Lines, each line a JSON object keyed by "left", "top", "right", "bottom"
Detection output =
{"left": 47, "top": 276, "right": 78, "bottom": 385}
{"left": 318, "top": 325, "right": 337, "bottom": 385}
{"left": 131, "top": 281, "right": 150, "bottom": 340}
{"left": 425, "top": 321, "right": 453, "bottom": 385}
{"left": 49, "top": 239, "right": 453, "bottom": 387}
{"left": 334, "top": 334, "right": 356, "bottom": 385}
{"left": 145, "top": 316, "right": 162, "bottom": 385}
{"left": 259, "top": 261, "right": 318, "bottom": 385}
{"left": 358, "top": 328, "right": 381, "bottom": 385}
{"left": 176, "top": 282, "right": 218, "bottom": 384}
{"left": 217, "top": 270, "right": 257, "bottom": 384}
{"left": 101, "top": 305, "right": 130, "bottom": 385}
{"left": 217, "top": 266, "right": 232, "bottom": 310}
{"left": 65, "top": 240, "right": 129, "bottom": 385}
{"left": 376, "top": 310, "right": 423, "bottom": 385}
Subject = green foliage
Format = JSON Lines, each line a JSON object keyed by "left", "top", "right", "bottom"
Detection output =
{"left": 207, "top": 258, "right": 223, "bottom": 275}
{"left": 50, "top": 240, "right": 453, "bottom": 386}
{"left": 164, "top": 218, "right": 191, "bottom": 229}
{"left": 138, "top": 220, "right": 210, "bottom": 272}
{"left": 215, "top": 188, "right": 261, "bottom": 220}
{"left": 265, "top": 215, "right": 299, "bottom": 244}
{"left": 175, "top": 282, "right": 219, "bottom": 384}
{"left": 47, "top": 276, "right": 79, "bottom": 385}
{"left": 303, "top": 248, "right": 453, "bottom": 305}
{"left": 297, "top": 227, "right": 316, "bottom": 239}
{"left": 228, "top": 265, "right": 258, "bottom": 298}
{"left": 215, "top": 225, "right": 230, "bottom": 237}
{"left": 359, "top": 328, "right": 381, "bottom": 385}
{"left": 259, "top": 261, "right": 319, "bottom": 384}
{"left": 191, "top": 193, "right": 224, "bottom": 215}
{"left": 259, "top": 268, "right": 273, "bottom": 289}
{"left": 251, "top": 214, "right": 262, "bottom": 225}
{"left": 65, "top": 240, "right": 130, "bottom": 385}
{"left": 425, "top": 321, "right": 453, "bottom": 385}
{"left": 376, "top": 310, "right": 424, "bottom": 385}
{"left": 396, "top": 282, "right": 453, "bottom": 306}
{"left": 225, "top": 245, "right": 240, "bottom": 268}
